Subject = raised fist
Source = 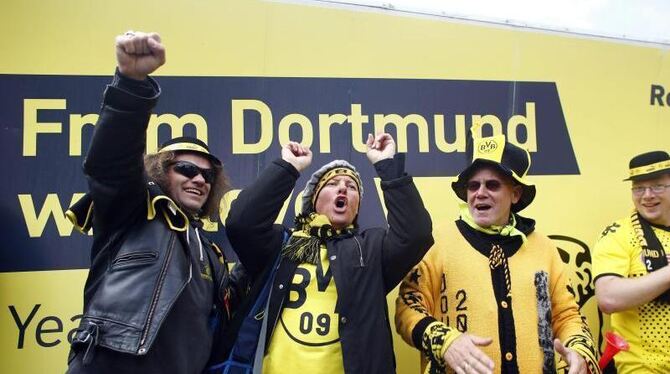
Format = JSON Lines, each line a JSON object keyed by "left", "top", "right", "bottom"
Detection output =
{"left": 115, "top": 31, "right": 166, "bottom": 81}
{"left": 365, "top": 133, "right": 396, "bottom": 164}
{"left": 281, "top": 141, "right": 312, "bottom": 173}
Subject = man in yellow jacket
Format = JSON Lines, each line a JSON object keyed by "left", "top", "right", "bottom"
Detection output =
{"left": 395, "top": 132, "right": 599, "bottom": 374}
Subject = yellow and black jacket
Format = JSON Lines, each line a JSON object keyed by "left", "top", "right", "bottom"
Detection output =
{"left": 396, "top": 218, "right": 599, "bottom": 374}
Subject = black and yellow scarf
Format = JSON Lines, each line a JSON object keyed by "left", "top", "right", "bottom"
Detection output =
{"left": 631, "top": 210, "right": 670, "bottom": 303}
{"left": 281, "top": 213, "right": 354, "bottom": 265}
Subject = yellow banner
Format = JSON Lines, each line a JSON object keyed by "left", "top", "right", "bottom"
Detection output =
{"left": 0, "top": 270, "right": 86, "bottom": 373}
{"left": 2, "top": 0, "right": 669, "bottom": 373}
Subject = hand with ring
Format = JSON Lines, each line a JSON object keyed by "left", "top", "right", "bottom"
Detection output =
{"left": 115, "top": 30, "right": 165, "bottom": 81}
{"left": 444, "top": 333, "right": 495, "bottom": 374}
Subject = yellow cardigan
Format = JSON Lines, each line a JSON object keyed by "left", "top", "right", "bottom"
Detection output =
{"left": 395, "top": 221, "right": 599, "bottom": 373}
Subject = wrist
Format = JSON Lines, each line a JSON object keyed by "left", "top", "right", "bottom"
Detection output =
{"left": 118, "top": 68, "right": 147, "bottom": 82}
{"left": 374, "top": 153, "right": 406, "bottom": 180}
{"left": 421, "top": 321, "right": 460, "bottom": 370}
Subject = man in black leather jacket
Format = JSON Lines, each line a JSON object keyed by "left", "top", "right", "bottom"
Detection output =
{"left": 65, "top": 31, "right": 239, "bottom": 374}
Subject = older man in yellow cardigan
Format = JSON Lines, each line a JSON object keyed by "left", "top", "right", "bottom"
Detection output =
{"left": 395, "top": 133, "right": 599, "bottom": 374}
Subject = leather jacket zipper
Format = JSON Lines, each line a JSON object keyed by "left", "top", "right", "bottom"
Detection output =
{"left": 138, "top": 233, "right": 176, "bottom": 354}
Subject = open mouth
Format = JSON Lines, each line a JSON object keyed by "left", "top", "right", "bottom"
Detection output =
{"left": 335, "top": 196, "right": 347, "bottom": 209}
{"left": 475, "top": 203, "right": 492, "bottom": 212}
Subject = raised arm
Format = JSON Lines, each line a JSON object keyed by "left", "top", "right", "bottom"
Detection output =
{"left": 83, "top": 31, "right": 164, "bottom": 234}
{"left": 365, "top": 133, "right": 433, "bottom": 291}
{"left": 225, "top": 142, "right": 312, "bottom": 276}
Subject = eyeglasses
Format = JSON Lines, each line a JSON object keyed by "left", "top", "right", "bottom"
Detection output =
{"left": 466, "top": 180, "right": 504, "bottom": 192}
{"left": 171, "top": 161, "right": 216, "bottom": 184}
{"left": 631, "top": 184, "right": 670, "bottom": 197}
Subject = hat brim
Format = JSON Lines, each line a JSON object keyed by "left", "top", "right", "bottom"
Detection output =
{"left": 451, "top": 159, "right": 536, "bottom": 212}
{"left": 167, "top": 148, "right": 222, "bottom": 166}
{"left": 158, "top": 140, "right": 222, "bottom": 166}
{"left": 623, "top": 168, "right": 670, "bottom": 182}
{"left": 185, "top": 150, "right": 222, "bottom": 167}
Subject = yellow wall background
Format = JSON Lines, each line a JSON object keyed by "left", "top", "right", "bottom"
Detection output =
{"left": 2, "top": 0, "right": 669, "bottom": 372}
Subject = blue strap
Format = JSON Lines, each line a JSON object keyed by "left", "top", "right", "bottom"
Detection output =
{"left": 206, "top": 229, "right": 288, "bottom": 373}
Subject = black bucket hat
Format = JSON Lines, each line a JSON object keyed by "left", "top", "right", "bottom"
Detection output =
{"left": 623, "top": 150, "right": 670, "bottom": 181}
{"left": 451, "top": 134, "right": 536, "bottom": 212}
{"left": 157, "top": 136, "right": 222, "bottom": 166}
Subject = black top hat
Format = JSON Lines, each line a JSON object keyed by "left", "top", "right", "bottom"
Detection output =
{"left": 624, "top": 150, "right": 670, "bottom": 181}
{"left": 158, "top": 136, "right": 222, "bottom": 166}
{"left": 451, "top": 134, "right": 536, "bottom": 212}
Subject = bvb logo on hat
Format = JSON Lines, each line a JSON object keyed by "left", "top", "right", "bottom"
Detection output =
{"left": 478, "top": 138, "right": 500, "bottom": 154}
{"left": 451, "top": 124, "right": 536, "bottom": 212}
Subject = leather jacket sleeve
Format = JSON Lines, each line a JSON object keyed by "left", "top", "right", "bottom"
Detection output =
{"left": 83, "top": 71, "right": 160, "bottom": 241}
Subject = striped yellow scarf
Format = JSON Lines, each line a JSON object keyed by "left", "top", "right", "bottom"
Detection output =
{"left": 459, "top": 202, "right": 527, "bottom": 242}
{"left": 281, "top": 213, "right": 354, "bottom": 264}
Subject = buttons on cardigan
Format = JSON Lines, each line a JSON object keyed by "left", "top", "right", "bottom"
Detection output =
{"left": 505, "top": 352, "right": 513, "bottom": 361}
{"left": 501, "top": 301, "right": 508, "bottom": 309}
{"left": 330, "top": 255, "right": 337, "bottom": 261}
{"left": 278, "top": 284, "right": 284, "bottom": 290}
{"left": 340, "top": 316, "right": 348, "bottom": 324}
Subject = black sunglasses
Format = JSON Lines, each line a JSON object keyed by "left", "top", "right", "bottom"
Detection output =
{"left": 171, "top": 161, "right": 217, "bottom": 184}
{"left": 466, "top": 180, "right": 504, "bottom": 192}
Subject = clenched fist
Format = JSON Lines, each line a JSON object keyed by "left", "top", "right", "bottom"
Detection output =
{"left": 115, "top": 31, "right": 166, "bottom": 81}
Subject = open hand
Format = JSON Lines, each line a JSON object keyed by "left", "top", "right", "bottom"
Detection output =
{"left": 554, "top": 338, "right": 587, "bottom": 374}
{"left": 444, "top": 333, "right": 495, "bottom": 374}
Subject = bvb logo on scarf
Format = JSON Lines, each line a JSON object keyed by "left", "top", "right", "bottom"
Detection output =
{"left": 631, "top": 210, "right": 670, "bottom": 303}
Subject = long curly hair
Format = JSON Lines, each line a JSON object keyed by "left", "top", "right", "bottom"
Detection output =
{"left": 144, "top": 151, "right": 230, "bottom": 221}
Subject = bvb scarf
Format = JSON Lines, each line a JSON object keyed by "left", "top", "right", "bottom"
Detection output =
{"left": 631, "top": 211, "right": 670, "bottom": 303}
{"left": 459, "top": 203, "right": 526, "bottom": 300}
{"left": 458, "top": 203, "right": 527, "bottom": 242}
{"left": 281, "top": 213, "right": 354, "bottom": 265}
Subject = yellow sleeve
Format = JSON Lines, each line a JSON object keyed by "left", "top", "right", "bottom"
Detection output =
{"left": 592, "top": 221, "right": 631, "bottom": 280}
{"left": 422, "top": 321, "right": 462, "bottom": 371}
{"left": 395, "top": 253, "right": 437, "bottom": 347}
{"left": 548, "top": 243, "right": 601, "bottom": 374}
{"left": 395, "top": 247, "right": 461, "bottom": 371}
